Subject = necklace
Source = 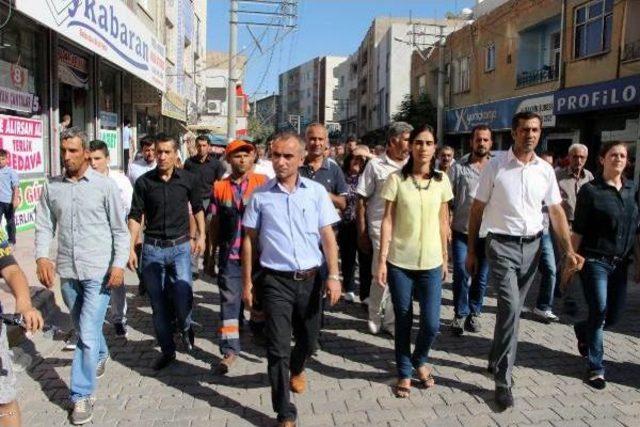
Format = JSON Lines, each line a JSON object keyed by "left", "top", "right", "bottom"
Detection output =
{"left": 411, "top": 175, "right": 432, "bottom": 191}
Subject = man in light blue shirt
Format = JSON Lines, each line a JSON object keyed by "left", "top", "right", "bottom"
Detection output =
{"left": 241, "top": 131, "right": 341, "bottom": 426}
{"left": 0, "top": 150, "right": 19, "bottom": 244}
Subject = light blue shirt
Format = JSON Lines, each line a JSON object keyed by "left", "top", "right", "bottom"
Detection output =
{"left": 35, "top": 168, "right": 130, "bottom": 281}
{"left": 243, "top": 176, "right": 340, "bottom": 271}
{"left": 123, "top": 125, "right": 131, "bottom": 150}
{"left": 0, "top": 167, "right": 18, "bottom": 204}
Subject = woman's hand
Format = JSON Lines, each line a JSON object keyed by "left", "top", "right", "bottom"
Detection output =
{"left": 376, "top": 262, "right": 388, "bottom": 288}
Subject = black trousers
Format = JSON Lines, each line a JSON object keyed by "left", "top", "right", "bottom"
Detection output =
{"left": 262, "top": 271, "right": 322, "bottom": 422}
{"left": 338, "top": 220, "right": 372, "bottom": 299}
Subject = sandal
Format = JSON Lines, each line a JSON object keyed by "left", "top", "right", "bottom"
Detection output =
{"left": 416, "top": 365, "right": 436, "bottom": 389}
{"left": 393, "top": 380, "right": 411, "bottom": 398}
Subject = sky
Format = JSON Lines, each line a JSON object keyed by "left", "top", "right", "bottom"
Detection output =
{"left": 206, "top": 0, "right": 477, "bottom": 100}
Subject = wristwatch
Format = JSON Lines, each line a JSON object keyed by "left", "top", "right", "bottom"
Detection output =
{"left": 327, "top": 274, "right": 340, "bottom": 282}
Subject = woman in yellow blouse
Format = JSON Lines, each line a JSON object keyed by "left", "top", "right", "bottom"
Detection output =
{"left": 376, "top": 124, "right": 453, "bottom": 398}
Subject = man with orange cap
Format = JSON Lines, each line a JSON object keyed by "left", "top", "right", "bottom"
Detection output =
{"left": 211, "top": 140, "right": 268, "bottom": 373}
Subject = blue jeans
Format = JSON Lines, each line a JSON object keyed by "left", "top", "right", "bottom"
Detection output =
{"left": 60, "top": 277, "right": 111, "bottom": 402}
{"left": 576, "top": 258, "right": 628, "bottom": 376}
{"left": 451, "top": 232, "right": 488, "bottom": 318}
{"left": 387, "top": 263, "right": 442, "bottom": 379}
{"left": 536, "top": 232, "right": 557, "bottom": 311}
{"left": 141, "top": 241, "right": 193, "bottom": 355}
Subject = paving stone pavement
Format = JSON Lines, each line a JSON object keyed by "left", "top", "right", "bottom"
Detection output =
{"left": 15, "top": 266, "right": 640, "bottom": 426}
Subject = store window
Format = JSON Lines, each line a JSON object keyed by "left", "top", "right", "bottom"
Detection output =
{"left": 574, "top": 0, "right": 613, "bottom": 59}
{"left": 0, "top": 12, "right": 48, "bottom": 178}
{"left": 58, "top": 44, "right": 94, "bottom": 137}
{"left": 98, "top": 63, "right": 121, "bottom": 168}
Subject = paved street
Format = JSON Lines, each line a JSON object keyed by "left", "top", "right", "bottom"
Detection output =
{"left": 12, "top": 257, "right": 640, "bottom": 426}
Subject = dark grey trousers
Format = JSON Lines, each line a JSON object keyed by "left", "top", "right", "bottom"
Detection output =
{"left": 486, "top": 234, "right": 542, "bottom": 388}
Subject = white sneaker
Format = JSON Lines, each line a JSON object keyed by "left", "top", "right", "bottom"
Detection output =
{"left": 63, "top": 331, "right": 78, "bottom": 351}
{"left": 533, "top": 308, "right": 559, "bottom": 322}
{"left": 343, "top": 292, "right": 356, "bottom": 302}
{"left": 367, "top": 320, "right": 380, "bottom": 335}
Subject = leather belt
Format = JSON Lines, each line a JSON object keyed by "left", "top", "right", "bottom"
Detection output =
{"left": 488, "top": 231, "right": 543, "bottom": 244}
{"left": 264, "top": 267, "right": 318, "bottom": 281}
{"left": 145, "top": 235, "right": 190, "bottom": 248}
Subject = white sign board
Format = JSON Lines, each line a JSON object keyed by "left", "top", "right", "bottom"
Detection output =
{"left": 16, "top": 0, "right": 166, "bottom": 91}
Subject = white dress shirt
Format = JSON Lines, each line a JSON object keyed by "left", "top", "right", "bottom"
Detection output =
{"left": 107, "top": 169, "right": 133, "bottom": 216}
{"left": 356, "top": 153, "right": 407, "bottom": 237}
{"left": 127, "top": 158, "right": 156, "bottom": 185}
{"left": 472, "top": 149, "right": 561, "bottom": 236}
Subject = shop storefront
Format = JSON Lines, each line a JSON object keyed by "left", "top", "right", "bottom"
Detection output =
{"left": 16, "top": 0, "right": 166, "bottom": 174}
{"left": 0, "top": 7, "right": 49, "bottom": 231}
{"left": 444, "top": 92, "right": 557, "bottom": 154}
{"left": 554, "top": 75, "right": 640, "bottom": 180}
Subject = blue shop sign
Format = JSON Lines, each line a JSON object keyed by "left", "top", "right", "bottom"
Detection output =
{"left": 554, "top": 75, "right": 640, "bottom": 115}
{"left": 446, "top": 92, "right": 555, "bottom": 134}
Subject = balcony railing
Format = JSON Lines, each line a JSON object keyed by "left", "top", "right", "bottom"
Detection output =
{"left": 622, "top": 39, "right": 640, "bottom": 62}
{"left": 516, "top": 66, "right": 558, "bottom": 88}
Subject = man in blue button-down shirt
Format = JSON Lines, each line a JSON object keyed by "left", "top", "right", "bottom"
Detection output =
{"left": 34, "top": 127, "right": 129, "bottom": 425}
{"left": 242, "top": 131, "right": 341, "bottom": 427}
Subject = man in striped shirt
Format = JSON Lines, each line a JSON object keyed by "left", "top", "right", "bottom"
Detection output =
{"left": 210, "top": 140, "right": 268, "bottom": 373}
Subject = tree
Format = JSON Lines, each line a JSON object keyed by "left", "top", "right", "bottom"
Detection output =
{"left": 247, "top": 116, "right": 275, "bottom": 145}
{"left": 392, "top": 93, "right": 437, "bottom": 131}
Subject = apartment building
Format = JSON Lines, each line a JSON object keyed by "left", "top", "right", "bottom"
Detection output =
{"left": 411, "top": 0, "right": 640, "bottom": 176}
{"left": 278, "top": 56, "right": 346, "bottom": 133}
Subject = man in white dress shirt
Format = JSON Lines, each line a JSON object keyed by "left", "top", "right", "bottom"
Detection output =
{"left": 90, "top": 140, "right": 134, "bottom": 338}
{"left": 466, "top": 112, "right": 582, "bottom": 410}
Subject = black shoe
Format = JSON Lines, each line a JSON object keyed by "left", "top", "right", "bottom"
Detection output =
{"left": 464, "top": 314, "right": 481, "bottom": 333}
{"left": 152, "top": 353, "right": 176, "bottom": 370}
{"left": 138, "top": 281, "right": 147, "bottom": 296}
{"left": 450, "top": 316, "right": 465, "bottom": 336}
{"left": 587, "top": 375, "right": 606, "bottom": 390}
{"left": 181, "top": 327, "right": 195, "bottom": 353}
{"left": 495, "top": 386, "right": 514, "bottom": 410}
{"left": 574, "top": 324, "right": 588, "bottom": 357}
{"left": 114, "top": 323, "right": 128, "bottom": 338}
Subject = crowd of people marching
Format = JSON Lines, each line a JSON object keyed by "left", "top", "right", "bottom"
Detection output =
{"left": 0, "top": 110, "right": 636, "bottom": 426}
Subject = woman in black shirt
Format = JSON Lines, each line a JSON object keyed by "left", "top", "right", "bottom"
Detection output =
{"left": 571, "top": 141, "right": 639, "bottom": 390}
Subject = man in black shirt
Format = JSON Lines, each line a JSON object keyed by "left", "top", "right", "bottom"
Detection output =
{"left": 184, "top": 135, "right": 226, "bottom": 275}
{"left": 128, "top": 134, "right": 206, "bottom": 370}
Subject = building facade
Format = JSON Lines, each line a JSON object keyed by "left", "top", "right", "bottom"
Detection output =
{"left": 411, "top": 0, "right": 640, "bottom": 178}
{"left": 277, "top": 56, "right": 346, "bottom": 134}
{"left": 351, "top": 17, "right": 462, "bottom": 138}
{"left": 253, "top": 94, "right": 280, "bottom": 131}
{"left": 0, "top": 0, "right": 205, "bottom": 232}
{"left": 195, "top": 51, "right": 249, "bottom": 137}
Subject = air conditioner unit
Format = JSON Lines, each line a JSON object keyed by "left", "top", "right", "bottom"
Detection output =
{"left": 207, "top": 100, "right": 222, "bottom": 114}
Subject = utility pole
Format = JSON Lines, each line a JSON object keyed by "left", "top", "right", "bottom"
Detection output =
{"left": 227, "top": 0, "right": 239, "bottom": 141}
{"left": 437, "top": 25, "right": 445, "bottom": 144}
{"left": 226, "top": 0, "right": 299, "bottom": 141}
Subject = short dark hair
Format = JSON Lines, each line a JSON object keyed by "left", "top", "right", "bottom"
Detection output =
{"left": 272, "top": 130, "right": 306, "bottom": 151}
{"left": 140, "top": 135, "right": 156, "bottom": 149}
{"left": 89, "top": 140, "right": 110, "bottom": 157}
{"left": 155, "top": 133, "right": 179, "bottom": 151}
{"left": 512, "top": 111, "right": 542, "bottom": 131}
{"left": 195, "top": 134, "right": 210, "bottom": 145}
{"left": 0, "top": 149, "right": 7, "bottom": 157}
{"left": 470, "top": 124, "right": 492, "bottom": 140}
{"left": 540, "top": 150, "right": 554, "bottom": 159}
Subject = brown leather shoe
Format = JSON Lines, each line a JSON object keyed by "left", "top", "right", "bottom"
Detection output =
{"left": 278, "top": 420, "right": 296, "bottom": 427}
{"left": 289, "top": 371, "right": 306, "bottom": 394}
{"left": 215, "top": 353, "right": 237, "bottom": 375}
